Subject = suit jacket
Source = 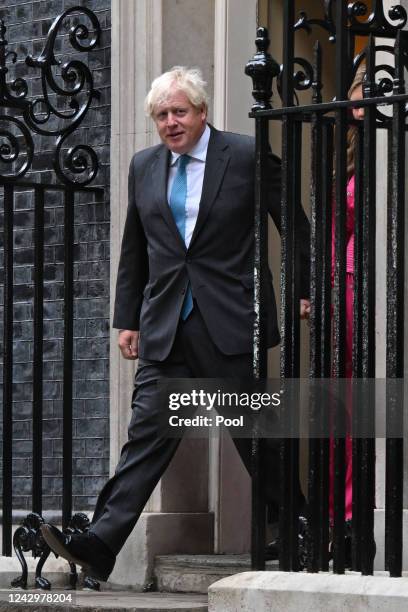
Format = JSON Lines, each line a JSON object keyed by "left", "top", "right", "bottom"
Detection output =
{"left": 113, "top": 126, "right": 310, "bottom": 361}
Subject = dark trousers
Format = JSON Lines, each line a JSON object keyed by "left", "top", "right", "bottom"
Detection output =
{"left": 90, "top": 306, "right": 304, "bottom": 555}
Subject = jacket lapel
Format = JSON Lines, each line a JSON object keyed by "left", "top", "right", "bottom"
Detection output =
{"left": 150, "top": 128, "right": 230, "bottom": 251}
{"left": 151, "top": 145, "right": 187, "bottom": 251}
{"left": 189, "top": 127, "right": 230, "bottom": 247}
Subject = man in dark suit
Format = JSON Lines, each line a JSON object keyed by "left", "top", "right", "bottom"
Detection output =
{"left": 41, "top": 66, "right": 310, "bottom": 580}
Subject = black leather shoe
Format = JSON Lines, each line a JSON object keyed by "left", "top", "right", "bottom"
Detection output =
{"left": 329, "top": 520, "right": 352, "bottom": 569}
{"left": 40, "top": 524, "right": 115, "bottom": 582}
{"left": 329, "top": 520, "right": 376, "bottom": 570}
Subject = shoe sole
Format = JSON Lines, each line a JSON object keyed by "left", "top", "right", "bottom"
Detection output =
{"left": 40, "top": 525, "right": 109, "bottom": 581}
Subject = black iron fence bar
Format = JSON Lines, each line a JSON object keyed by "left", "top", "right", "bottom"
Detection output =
{"left": 249, "top": 92, "right": 408, "bottom": 118}
{"left": 331, "top": 0, "right": 349, "bottom": 575}
{"left": 308, "top": 39, "right": 324, "bottom": 571}
{"left": 332, "top": 430, "right": 346, "bottom": 573}
{"left": 278, "top": 0, "right": 302, "bottom": 574}
{"left": 252, "top": 127, "right": 270, "bottom": 380}
{"left": 279, "top": 123, "right": 303, "bottom": 571}
{"left": 62, "top": 189, "right": 74, "bottom": 528}
{"left": 318, "top": 438, "right": 330, "bottom": 571}
{"left": 318, "top": 122, "right": 333, "bottom": 571}
{"left": 359, "top": 35, "right": 377, "bottom": 576}
{"left": 288, "top": 122, "right": 302, "bottom": 572}
{"left": 351, "top": 437, "right": 362, "bottom": 571}
{"left": 385, "top": 30, "right": 406, "bottom": 578}
{"left": 320, "top": 124, "right": 334, "bottom": 380}
{"left": 250, "top": 115, "right": 270, "bottom": 571}
{"left": 250, "top": 441, "right": 266, "bottom": 571}
{"left": 244, "top": 25, "right": 280, "bottom": 572}
{"left": 309, "top": 39, "right": 323, "bottom": 381}
{"left": 360, "top": 434, "right": 375, "bottom": 574}
{"left": 352, "top": 127, "right": 364, "bottom": 380}
{"left": 361, "top": 35, "right": 377, "bottom": 380}
{"left": 262, "top": 114, "right": 408, "bottom": 134}
{"left": 2, "top": 183, "right": 14, "bottom": 556}
{"left": 32, "top": 186, "right": 45, "bottom": 515}
{"left": 307, "top": 432, "right": 321, "bottom": 571}
{"left": 0, "top": 182, "right": 103, "bottom": 195}
{"left": 279, "top": 0, "right": 297, "bottom": 381}
{"left": 351, "top": 128, "right": 363, "bottom": 571}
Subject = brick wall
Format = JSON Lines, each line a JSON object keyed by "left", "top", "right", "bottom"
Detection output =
{"left": 0, "top": 0, "right": 111, "bottom": 512}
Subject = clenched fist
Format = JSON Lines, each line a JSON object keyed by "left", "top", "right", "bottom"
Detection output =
{"left": 118, "top": 330, "right": 140, "bottom": 360}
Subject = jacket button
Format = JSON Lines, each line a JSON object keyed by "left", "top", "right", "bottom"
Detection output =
{"left": 181, "top": 288, "right": 186, "bottom": 295}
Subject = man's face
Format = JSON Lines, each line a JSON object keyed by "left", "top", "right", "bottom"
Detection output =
{"left": 153, "top": 89, "right": 207, "bottom": 154}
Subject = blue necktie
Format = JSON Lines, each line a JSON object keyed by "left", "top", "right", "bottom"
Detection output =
{"left": 169, "top": 154, "right": 193, "bottom": 320}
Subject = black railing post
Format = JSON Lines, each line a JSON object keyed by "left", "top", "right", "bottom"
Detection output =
{"left": 385, "top": 30, "right": 406, "bottom": 578}
{"left": 32, "top": 186, "right": 45, "bottom": 515}
{"left": 331, "top": 0, "right": 349, "bottom": 575}
{"left": 318, "top": 123, "right": 334, "bottom": 571}
{"left": 308, "top": 40, "right": 324, "bottom": 573}
{"left": 245, "top": 25, "right": 280, "bottom": 571}
{"left": 62, "top": 189, "right": 75, "bottom": 529}
{"left": 279, "top": 0, "right": 302, "bottom": 573}
{"left": 2, "top": 184, "right": 14, "bottom": 556}
{"left": 359, "top": 35, "right": 377, "bottom": 576}
{"left": 352, "top": 125, "right": 363, "bottom": 572}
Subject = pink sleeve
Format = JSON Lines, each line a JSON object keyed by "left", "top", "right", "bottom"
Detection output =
{"left": 346, "top": 175, "right": 355, "bottom": 239}
{"left": 331, "top": 175, "right": 355, "bottom": 282}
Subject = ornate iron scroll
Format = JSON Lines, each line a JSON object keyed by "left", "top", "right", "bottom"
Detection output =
{"left": 0, "top": 20, "right": 29, "bottom": 107}
{"left": 295, "top": 0, "right": 407, "bottom": 42}
{"left": 0, "top": 7, "right": 101, "bottom": 185}
{"left": 11, "top": 512, "right": 100, "bottom": 590}
{"left": 11, "top": 514, "right": 51, "bottom": 590}
{"left": 259, "top": 0, "right": 408, "bottom": 120}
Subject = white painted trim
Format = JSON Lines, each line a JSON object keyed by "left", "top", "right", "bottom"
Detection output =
{"left": 211, "top": 0, "right": 257, "bottom": 554}
{"left": 210, "top": 0, "right": 228, "bottom": 553}
{"left": 110, "top": 0, "right": 163, "bottom": 480}
{"left": 213, "top": 0, "right": 228, "bottom": 130}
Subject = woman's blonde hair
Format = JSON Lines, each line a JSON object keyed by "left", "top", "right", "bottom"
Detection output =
{"left": 144, "top": 66, "right": 209, "bottom": 116}
{"left": 346, "top": 65, "right": 366, "bottom": 176}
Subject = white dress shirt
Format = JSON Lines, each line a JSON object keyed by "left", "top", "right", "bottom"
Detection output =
{"left": 167, "top": 124, "right": 210, "bottom": 248}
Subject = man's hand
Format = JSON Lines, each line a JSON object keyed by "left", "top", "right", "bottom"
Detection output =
{"left": 118, "top": 330, "right": 139, "bottom": 360}
{"left": 300, "top": 299, "right": 311, "bottom": 320}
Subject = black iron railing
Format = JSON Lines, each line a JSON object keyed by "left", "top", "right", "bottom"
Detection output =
{"left": 246, "top": 0, "right": 407, "bottom": 577}
{"left": 0, "top": 8, "right": 103, "bottom": 589}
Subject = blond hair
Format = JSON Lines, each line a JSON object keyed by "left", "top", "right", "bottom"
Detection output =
{"left": 347, "top": 65, "right": 366, "bottom": 176}
{"left": 145, "top": 66, "right": 209, "bottom": 116}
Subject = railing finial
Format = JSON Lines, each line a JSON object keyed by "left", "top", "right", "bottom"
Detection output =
{"left": 245, "top": 26, "right": 280, "bottom": 111}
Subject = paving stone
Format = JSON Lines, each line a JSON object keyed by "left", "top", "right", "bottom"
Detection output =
{"left": 154, "top": 554, "right": 278, "bottom": 594}
{"left": 0, "top": 590, "right": 207, "bottom": 611}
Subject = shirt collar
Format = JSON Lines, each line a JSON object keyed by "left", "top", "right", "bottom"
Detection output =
{"left": 170, "top": 124, "right": 210, "bottom": 166}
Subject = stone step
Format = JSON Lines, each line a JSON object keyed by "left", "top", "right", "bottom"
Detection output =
{"left": 208, "top": 571, "right": 408, "bottom": 612}
{"left": 0, "top": 590, "right": 208, "bottom": 612}
{"left": 154, "top": 554, "right": 278, "bottom": 594}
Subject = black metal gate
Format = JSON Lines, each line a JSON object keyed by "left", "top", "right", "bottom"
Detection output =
{"left": 246, "top": 1, "right": 407, "bottom": 577}
{"left": 0, "top": 8, "right": 103, "bottom": 589}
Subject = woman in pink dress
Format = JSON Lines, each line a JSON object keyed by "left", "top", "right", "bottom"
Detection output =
{"left": 329, "top": 66, "right": 365, "bottom": 563}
